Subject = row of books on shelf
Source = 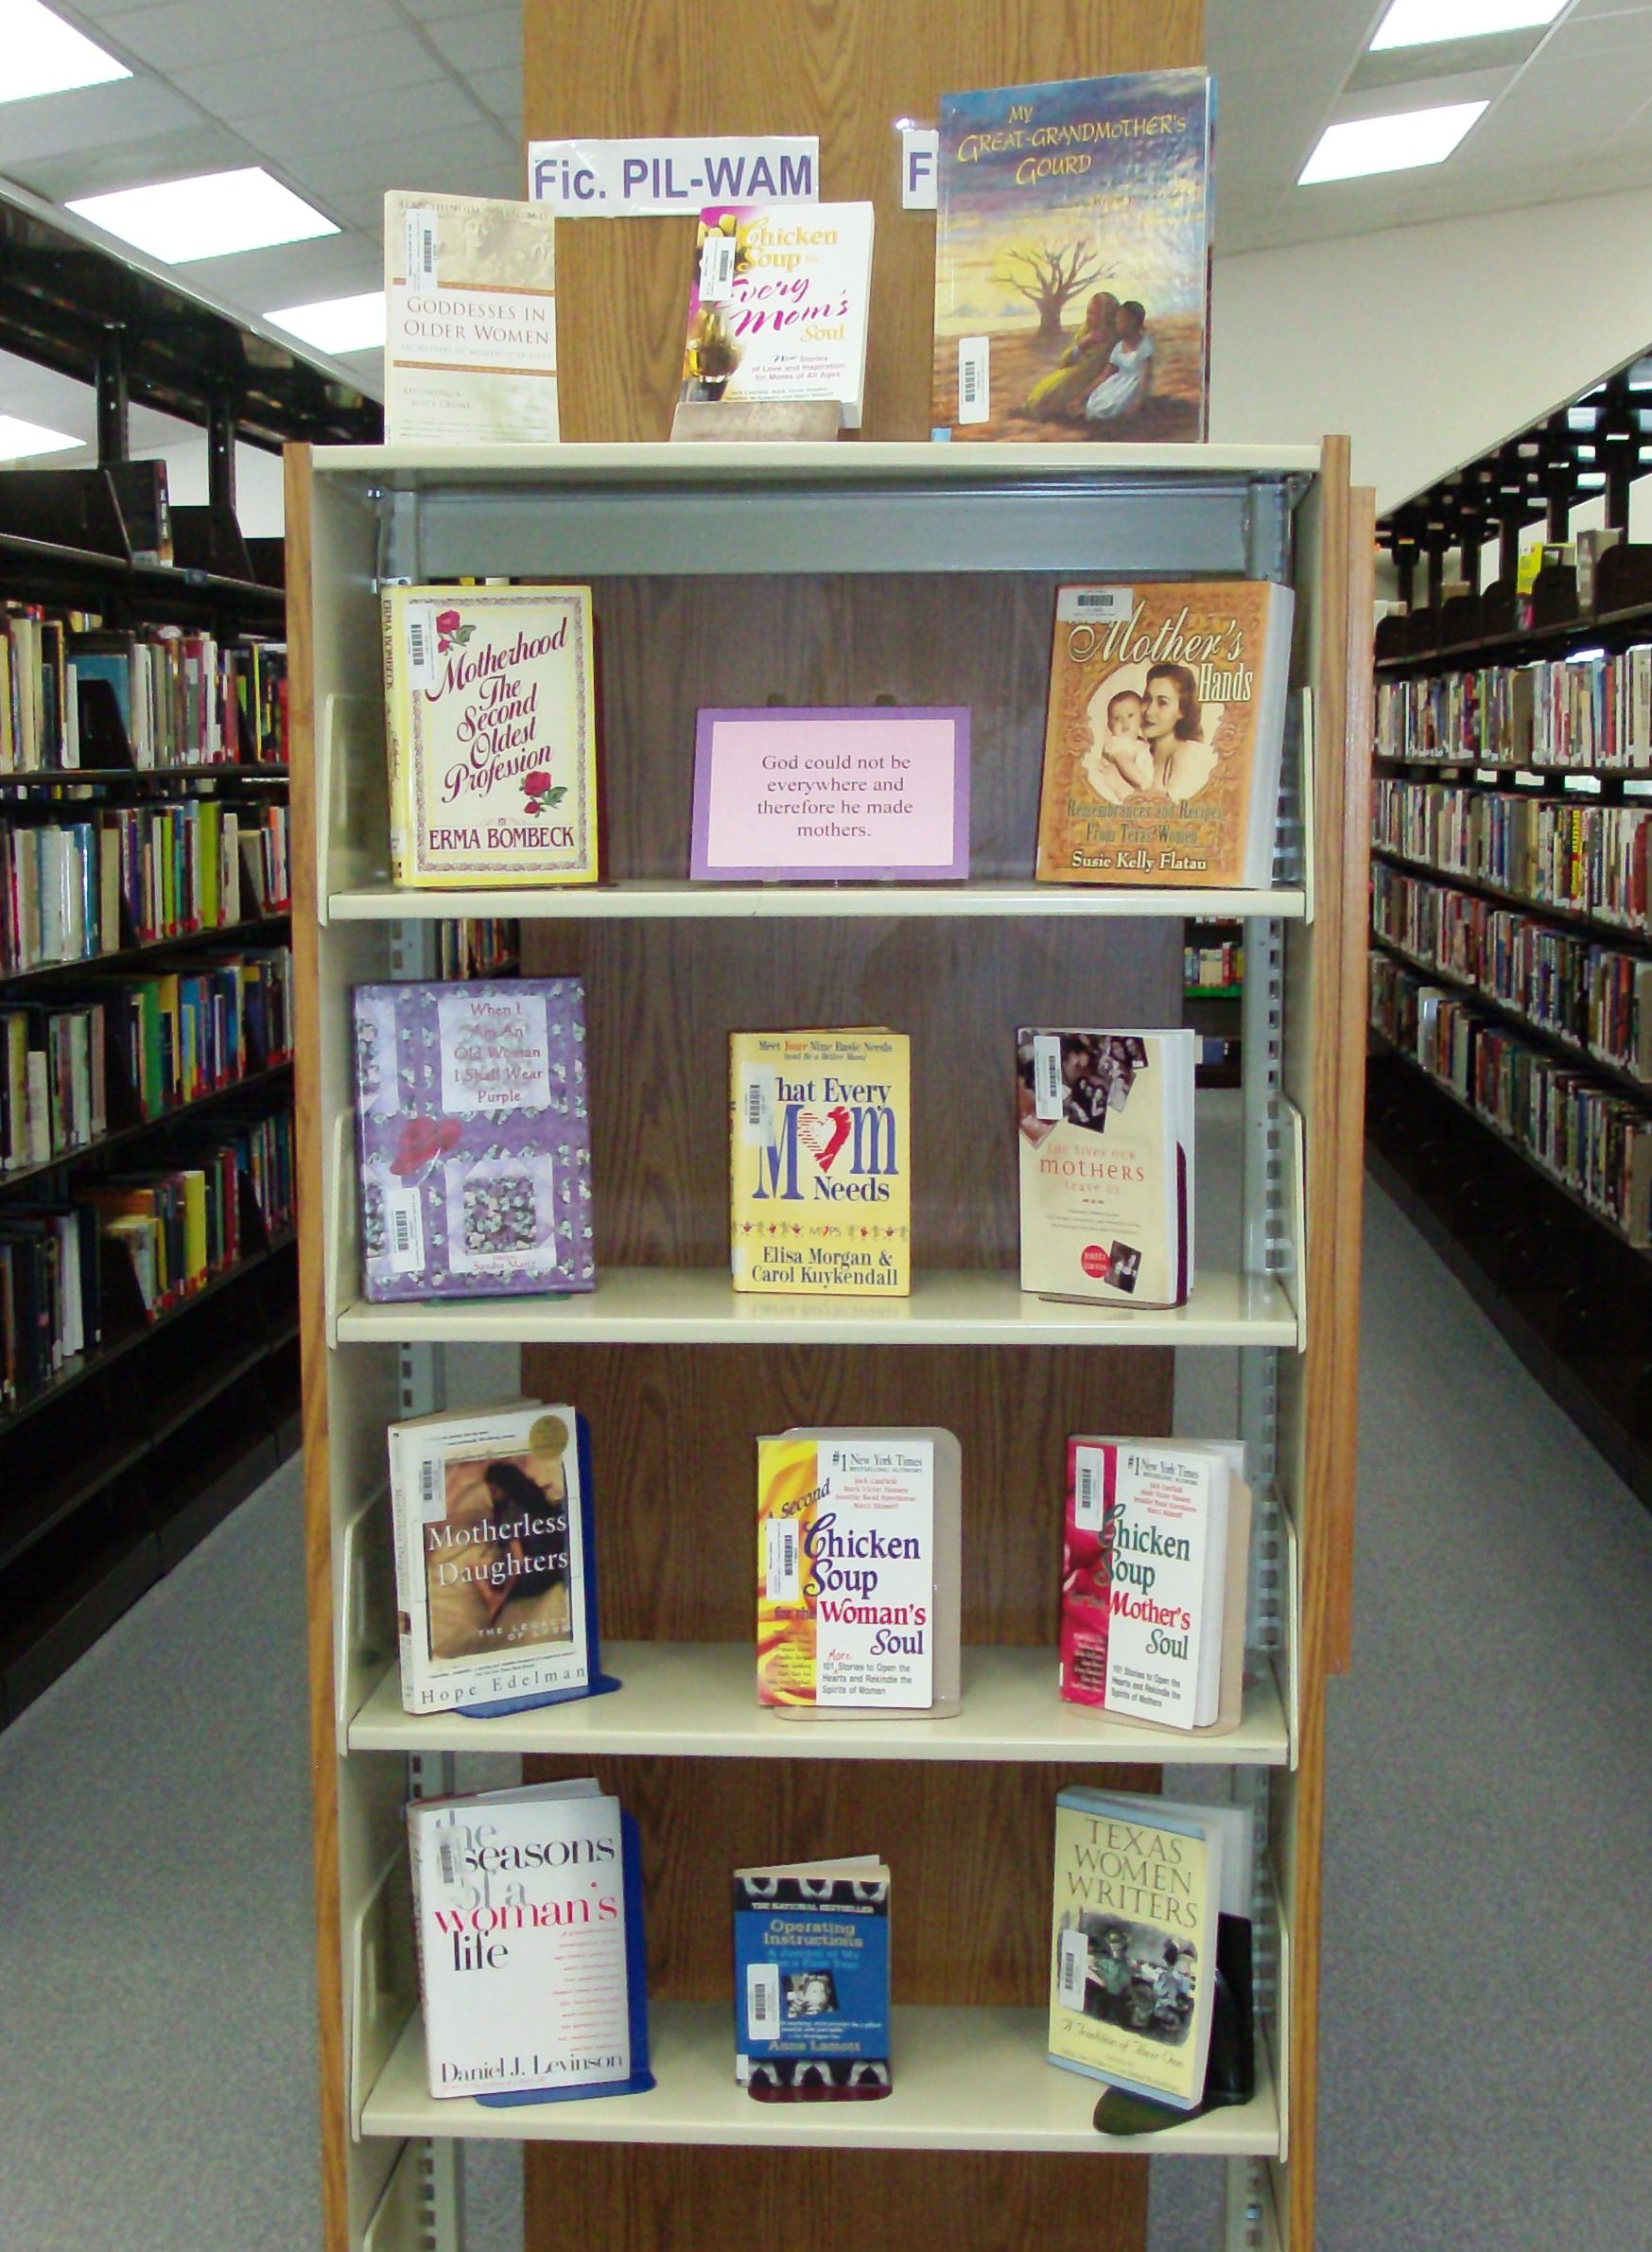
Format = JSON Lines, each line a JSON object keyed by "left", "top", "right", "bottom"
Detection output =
{"left": 0, "top": 799, "right": 291, "bottom": 975}
{"left": 1370, "top": 864, "right": 1652, "bottom": 1084}
{"left": 433, "top": 918, "right": 518, "bottom": 981}
{"left": 0, "top": 945, "right": 293, "bottom": 1172}
{"left": 1369, "top": 956, "right": 1652, "bottom": 1246}
{"left": 0, "top": 1103, "right": 296, "bottom": 1408}
{"left": 2, "top": 608, "right": 287, "bottom": 773}
{"left": 1376, "top": 643, "right": 1652, "bottom": 771}
{"left": 1373, "top": 777, "right": 1652, "bottom": 934}
{"left": 354, "top": 984, "right": 1195, "bottom": 1311}
{"left": 1184, "top": 938, "right": 1243, "bottom": 991}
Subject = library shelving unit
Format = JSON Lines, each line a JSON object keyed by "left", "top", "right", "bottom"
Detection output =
{"left": 288, "top": 439, "right": 1370, "bottom": 2252}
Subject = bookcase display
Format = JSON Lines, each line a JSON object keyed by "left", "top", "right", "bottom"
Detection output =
{"left": 289, "top": 440, "right": 1368, "bottom": 2252}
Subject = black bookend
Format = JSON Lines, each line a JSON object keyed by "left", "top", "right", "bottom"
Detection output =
{"left": 1090, "top": 1912, "right": 1255, "bottom": 2138}
{"left": 76, "top": 676, "right": 136, "bottom": 771}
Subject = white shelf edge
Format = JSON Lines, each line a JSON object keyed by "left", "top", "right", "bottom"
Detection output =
{"left": 312, "top": 439, "right": 1323, "bottom": 481}
{"left": 361, "top": 1999, "right": 1280, "bottom": 2156}
{"left": 334, "top": 1266, "right": 1297, "bottom": 1349}
{"left": 346, "top": 1642, "right": 1291, "bottom": 1766}
{"left": 328, "top": 880, "right": 1307, "bottom": 923}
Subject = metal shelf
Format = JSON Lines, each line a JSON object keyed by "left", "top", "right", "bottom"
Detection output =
{"left": 329, "top": 879, "right": 1306, "bottom": 923}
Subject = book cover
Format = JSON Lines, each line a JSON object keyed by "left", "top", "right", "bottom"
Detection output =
{"left": 1017, "top": 1028, "right": 1193, "bottom": 1306}
{"left": 385, "top": 190, "right": 558, "bottom": 445}
{"left": 409, "top": 1778, "right": 652, "bottom": 2104}
{"left": 930, "top": 72, "right": 1213, "bottom": 444}
{"left": 733, "top": 1859, "right": 892, "bottom": 2096}
{"left": 756, "top": 1428, "right": 961, "bottom": 1715}
{"left": 729, "top": 1029, "right": 910, "bottom": 1296}
{"left": 382, "top": 584, "right": 598, "bottom": 888}
{"left": 681, "top": 202, "right": 875, "bottom": 428}
{"left": 353, "top": 978, "right": 594, "bottom": 1302}
{"left": 389, "top": 1401, "right": 617, "bottom": 1717}
{"left": 1058, "top": 1438, "right": 1241, "bottom": 1729}
{"left": 1035, "top": 583, "right": 1294, "bottom": 890}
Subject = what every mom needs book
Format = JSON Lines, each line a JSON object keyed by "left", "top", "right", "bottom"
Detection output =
{"left": 1036, "top": 582, "right": 1295, "bottom": 890}
{"left": 409, "top": 1778, "right": 651, "bottom": 2104}
{"left": 353, "top": 978, "right": 594, "bottom": 1302}
{"left": 388, "top": 1401, "right": 617, "bottom": 1718}
{"left": 385, "top": 189, "right": 558, "bottom": 445}
{"left": 382, "top": 583, "right": 598, "bottom": 887}
{"left": 682, "top": 202, "right": 875, "bottom": 428}
{"left": 1059, "top": 1437, "right": 1249, "bottom": 1732}
{"left": 756, "top": 1427, "right": 962, "bottom": 1718}
{"left": 1017, "top": 1028, "right": 1194, "bottom": 1306}
{"left": 730, "top": 1028, "right": 910, "bottom": 1295}
{"left": 734, "top": 1858, "right": 892, "bottom": 2097}
{"left": 1049, "top": 1788, "right": 1250, "bottom": 2109}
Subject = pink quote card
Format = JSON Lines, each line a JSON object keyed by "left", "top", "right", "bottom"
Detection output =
{"left": 690, "top": 707, "right": 970, "bottom": 881}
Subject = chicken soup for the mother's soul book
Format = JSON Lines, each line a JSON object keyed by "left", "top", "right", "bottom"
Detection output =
{"left": 1017, "top": 1028, "right": 1193, "bottom": 1306}
{"left": 383, "top": 583, "right": 597, "bottom": 887}
{"left": 354, "top": 978, "right": 594, "bottom": 1302}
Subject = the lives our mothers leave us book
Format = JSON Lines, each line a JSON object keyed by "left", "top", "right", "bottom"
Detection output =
{"left": 409, "top": 1778, "right": 652, "bottom": 2104}
{"left": 353, "top": 979, "right": 594, "bottom": 1303}
{"left": 385, "top": 190, "right": 558, "bottom": 445}
{"left": 388, "top": 1401, "right": 617, "bottom": 1718}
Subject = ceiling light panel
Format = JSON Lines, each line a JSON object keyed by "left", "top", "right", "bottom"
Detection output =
{"left": 0, "top": 413, "right": 81, "bottom": 460}
{"left": 1370, "top": 0, "right": 1566, "bottom": 50}
{"left": 66, "top": 167, "right": 338, "bottom": 263}
{"left": 266, "top": 290, "right": 386, "bottom": 354}
{"left": 1298, "top": 101, "right": 1488, "bottom": 183}
{"left": 0, "top": 0, "right": 130, "bottom": 104}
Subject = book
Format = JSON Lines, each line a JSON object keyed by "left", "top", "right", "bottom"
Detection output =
{"left": 1059, "top": 1438, "right": 1249, "bottom": 1731}
{"left": 1048, "top": 1787, "right": 1250, "bottom": 2108}
{"left": 409, "top": 1778, "right": 651, "bottom": 2104}
{"left": 384, "top": 190, "right": 559, "bottom": 445}
{"left": 930, "top": 71, "right": 1214, "bottom": 444}
{"left": 728, "top": 1028, "right": 910, "bottom": 1295}
{"left": 733, "top": 1857, "right": 892, "bottom": 2096}
{"left": 756, "top": 1427, "right": 961, "bottom": 1718}
{"left": 1017, "top": 1028, "right": 1194, "bottom": 1306}
{"left": 681, "top": 202, "right": 876, "bottom": 429}
{"left": 382, "top": 584, "right": 599, "bottom": 888}
{"left": 388, "top": 1401, "right": 617, "bottom": 1717}
{"left": 353, "top": 978, "right": 594, "bottom": 1302}
{"left": 1035, "top": 583, "right": 1295, "bottom": 889}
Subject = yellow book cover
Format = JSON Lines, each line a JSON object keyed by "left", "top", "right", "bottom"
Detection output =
{"left": 729, "top": 1029, "right": 910, "bottom": 1296}
{"left": 1048, "top": 1789, "right": 1219, "bottom": 2107}
{"left": 383, "top": 584, "right": 598, "bottom": 888}
{"left": 180, "top": 1168, "right": 207, "bottom": 1288}
{"left": 1035, "top": 583, "right": 1295, "bottom": 890}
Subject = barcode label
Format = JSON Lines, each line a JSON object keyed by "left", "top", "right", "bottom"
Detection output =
{"left": 765, "top": 1516, "right": 800, "bottom": 1601}
{"left": 404, "top": 602, "right": 439, "bottom": 694}
{"left": 1033, "top": 1033, "right": 1064, "bottom": 1121}
{"left": 1058, "top": 1928, "right": 1087, "bottom": 2006}
{"left": 403, "top": 203, "right": 437, "bottom": 290}
{"left": 746, "top": 1962, "right": 780, "bottom": 2038}
{"left": 383, "top": 1182, "right": 425, "bottom": 1274}
{"left": 958, "top": 337, "right": 989, "bottom": 425}
{"left": 420, "top": 1454, "right": 446, "bottom": 1523}
{"left": 1056, "top": 586, "right": 1134, "bottom": 623}
{"left": 739, "top": 1067, "right": 776, "bottom": 1146}
{"left": 1073, "top": 1445, "right": 1105, "bottom": 1530}
{"left": 1515, "top": 771, "right": 1544, "bottom": 789}
{"left": 699, "top": 229, "right": 738, "bottom": 299}
{"left": 437, "top": 1838, "right": 463, "bottom": 1888}
{"left": 1474, "top": 768, "right": 1497, "bottom": 784}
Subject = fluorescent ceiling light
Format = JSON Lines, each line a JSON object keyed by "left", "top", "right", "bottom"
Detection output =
{"left": 1370, "top": 0, "right": 1565, "bottom": 50}
{"left": 1299, "top": 101, "right": 1487, "bottom": 184}
{"left": 67, "top": 166, "right": 337, "bottom": 263}
{"left": 0, "top": 413, "right": 80, "bottom": 460}
{"left": 0, "top": 0, "right": 130, "bottom": 103}
{"left": 266, "top": 289, "right": 386, "bottom": 355}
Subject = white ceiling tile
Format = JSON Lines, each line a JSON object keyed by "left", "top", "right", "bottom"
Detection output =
{"left": 393, "top": 0, "right": 515, "bottom": 19}
{"left": 418, "top": 9, "right": 520, "bottom": 75}
{"left": 3, "top": 121, "right": 256, "bottom": 201}
{"left": 169, "top": 27, "right": 444, "bottom": 120}
{"left": 323, "top": 150, "right": 520, "bottom": 232}
{"left": 111, "top": 0, "right": 402, "bottom": 73}
{"left": 1544, "top": 7, "right": 1652, "bottom": 54}
{"left": 178, "top": 230, "right": 382, "bottom": 303}
{"left": 238, "top": 76, "right": 486, "bottom": 161}
{"left": 465, "top": 65, "right": 521, "bottom": 123}
{"left": 0, "top": 74, "right": 196, "bottom": 162}
{"left": 299, "top": 122, "right": 517, "bottom": 198}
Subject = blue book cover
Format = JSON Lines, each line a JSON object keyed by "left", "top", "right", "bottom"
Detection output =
{"left": 733, "top": 1860, "right": 892, "bottom": 2099}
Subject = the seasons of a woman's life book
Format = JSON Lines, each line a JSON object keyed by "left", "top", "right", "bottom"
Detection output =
{"left": 930, "top": 70, "right": 1213, "bottom": 445}
{"left": 382, "top": 583, "right": 598, "bottom": 888}
{"left": 384, "top": 189, "right": 558, "bottom": 445}
{"left": 1017, "top": 1028, "right": 1194, "bottom": 1307}
{"left": 756, "top": 1428, "right": 962, "bottom": 1719}
{"left": 681, "top": 202, "right": 876, "bottom": 428}
{"left": 729, "top": 1029, "right": 910, "bottom": 1296}
{"left": 1048, "top": 1788, "right": 1251, "bottom": 2110}
{"left": 388, "top": 1401, "right": 619, "bottom": 1718}
{"left": 409, "top": 1778, "right": 652, "bottom": 2105}
{"left": 1059, "top": 1438, "right": 1250, "bottom": 1734}
{"left": 353, "top": 978, "right": 594, "bottom": 1302}
{"left": 1035, "top": 582, "right": 1295, "bottom": 891}
{"left": 733, "top": 1858, "right": 892, "bottom": 2099}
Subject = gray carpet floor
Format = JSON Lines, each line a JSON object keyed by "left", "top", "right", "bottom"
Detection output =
{"left": 3, "top": 1174, "right": 1649, "bottom": 2250}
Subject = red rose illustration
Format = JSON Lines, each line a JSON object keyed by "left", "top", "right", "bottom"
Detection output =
{"left": 435, "top": 608, "right": 461, "bottom": 634}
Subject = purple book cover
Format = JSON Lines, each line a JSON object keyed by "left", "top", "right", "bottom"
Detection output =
{"left": 353, "top": 979, "right": 594, "bottom": 1302}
